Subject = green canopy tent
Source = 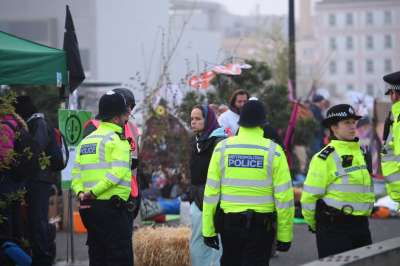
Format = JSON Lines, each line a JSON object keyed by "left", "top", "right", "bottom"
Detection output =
{"left": 0, "top": 31, "right": 68, "bottom": 87}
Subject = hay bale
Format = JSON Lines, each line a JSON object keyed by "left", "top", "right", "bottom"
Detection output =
{"left": 134, "top": 226, "right": 191, "bottom": 266}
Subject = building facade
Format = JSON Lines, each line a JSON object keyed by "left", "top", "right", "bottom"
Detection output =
{"left": 314, "top": 0, "right": 400, "bottom": 98}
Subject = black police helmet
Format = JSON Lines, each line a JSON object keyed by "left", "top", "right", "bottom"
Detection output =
{"left": 322, "top": 104, "right": 362, "bottom": 128}
{"left": 113, "top": 88, "right": 135, "bottom": 109}
{"left": 98, "top": 91, "right": 129, "bottom": 121}
{"left": 238, "top": 100, "right": 267, "bottom": 128}
{"left": 383, "top": 71, "right": 400, "bottom": 95}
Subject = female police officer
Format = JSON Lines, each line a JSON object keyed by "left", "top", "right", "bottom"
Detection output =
{"left": 301, "top": 104, "right": 375, "bottom": 258}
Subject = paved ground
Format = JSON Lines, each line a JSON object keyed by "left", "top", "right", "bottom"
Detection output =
{"left": 55, "top": 218, "right": 400, "bottom": 266}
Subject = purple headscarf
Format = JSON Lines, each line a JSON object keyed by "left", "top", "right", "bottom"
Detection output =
{"left": 198, "top": 104, "right": 219, "bottom": 141}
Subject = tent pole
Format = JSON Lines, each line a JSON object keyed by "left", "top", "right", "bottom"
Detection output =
{"left": 64, "top": 71, "right": 75, "bottom": 264}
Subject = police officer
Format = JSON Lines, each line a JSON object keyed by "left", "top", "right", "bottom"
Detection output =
{"left": 301, "top": 104, "right": 375, "bottom": 259}
{"left": 83, "top": 88, "right": 141, "bottom": 218}
{"left": 202, "top": 100, "right": 294, "bottom": 266}
{"left": 71, "top": 91, "right": 133, "bottom": 266}
{"left": 381, "top": 71, "right": 400, "bottom": 203}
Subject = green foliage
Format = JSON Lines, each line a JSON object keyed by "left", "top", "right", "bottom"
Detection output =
{"left": 210, "top": 59, "right": 272, "bottom": 104}
{"left": 293, "top": 118, "right": 319, "bottom": 146}
{"left": 258, "top": 84, "right": 291, "bottom": 131}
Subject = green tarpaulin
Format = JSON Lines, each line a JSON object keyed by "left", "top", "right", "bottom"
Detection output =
{"left": 0, "top": 31, "right": 68, "bottom": 87}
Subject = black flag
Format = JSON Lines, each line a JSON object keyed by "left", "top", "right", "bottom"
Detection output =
{"left": 63, "top": 5, "right": 85, "bottom": 92}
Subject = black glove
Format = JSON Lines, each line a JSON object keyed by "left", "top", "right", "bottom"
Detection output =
{"left": 276, "top": 241, "right": 291, "bottom": 252}
{"left": 308, "top": 226, "right": 316, "bottom": 234}
{"left": 203, "top": 236, "right": 219, "bottom": 250}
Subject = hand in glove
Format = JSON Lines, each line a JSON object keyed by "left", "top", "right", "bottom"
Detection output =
{"left": 308, "top": 225, "right": 316, "bottom": 234}
{"left": 276, "top": 241, "right": 291, "bottom": 252}
{"left": 203, "top": 236, "right": 219, "bottom": 250}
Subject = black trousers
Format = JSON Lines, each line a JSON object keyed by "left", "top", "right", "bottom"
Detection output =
{"left": 27, "top": 181, "right": 53, "bottom": 266}
{"left": 79, "top": 199, "right": 133, "bottom": 266}
{"left": 220, "top": 212, "right": 275, "bottom": 266}
{"left": 316, "top": 212, "right": 372, "bottom": 258}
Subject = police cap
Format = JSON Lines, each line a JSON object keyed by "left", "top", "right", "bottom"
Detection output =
{"left": 322, "top": 104, "right": 362, "bottom": 128}
{"left": 98, "top": 91, "right": 129, "bottom": 121}
{"left": 383, "top": 71, "right": 400, "bottom": 95}
{"left": 238, "top": 100, "right": 267, "bottom": 128}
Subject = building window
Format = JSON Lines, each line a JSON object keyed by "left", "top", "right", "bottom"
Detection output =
{"left": 329, "top": 14, "right": 336, "bottom": 26}
{"left": 346, "top": 36, "right": 353, "bottom": 50}
{"left": 366, "top": 59, "right": 374, "bottom": 74}
{"left": 385, "top": 34, "right": 393, "bottom": 49}
{"left": 366, "top": 84, "right": 374, "bottom": 95}
{"left": 346, "top": 13, "right": 353, "bottom": 26}
{"left": 384, "top": 11, "right": 392, "bottom": 25}
{"left": 366, "top": 35, "right": 374, "bottom": 50}
{"left": 329, "top": 37, "right": 337, "bottom": 50}
{"left": 329, "top": 83, "right": 337, "bottom": 93}
{"left": 366, "top": 12, "right": 374, "bottom": 25}
{"left": 347, "top": 84, "right": 354, "bottom": 91}
{"left": 346, "top": 60, "right": 354, "bottom": 74}
{"left": 329, "top": 61, "right": 337, "bottom": 74}
{"left": 385, "top": 59, "right": 392, "bottom": 73}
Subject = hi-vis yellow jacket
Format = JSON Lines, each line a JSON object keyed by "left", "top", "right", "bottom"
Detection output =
{"left": 301, "top": 140, "right": 375, "bottom": 230}
{"left": 202, "top": 126, "right": 294, "bottom": 243}
{"left": 71, "top": 122, "right": 131, "bottom": 201}
{"left": 381, "top": 101, "right": 400, "bottom": 202}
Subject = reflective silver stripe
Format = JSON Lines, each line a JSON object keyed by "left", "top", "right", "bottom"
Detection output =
{"left": 222, "top": 178, "right": 271, "bottom": 187}
{"left": 275, "top": 200, "right": 294, "bottom": 209}
{"left": 332, "top": 151, "right": 349, "bottom": 184}
{"left": 335, "top": 165, "right": 368, "bottom": 176}
{"left": 98, "top": 133, "right": 115, "bottom": 162}
{"left": 274, "top": 181, "right": 292, "bottom": 193}
{"left": 219, "top": 139, "right": 228, "bottom": 180}
{"left": 83, "top": 181, "right": 98, "bottom": 188}
{"left": 303, "top": 185, "right": 325, "bottom": 195}
{"left": 105, "top": 173, "right": 131, "bottom": 188}
{"left": 267, "top": 142, "right": 276, "bottom": 180}
{"left": 215, "top": 144, "right": 280, "bottom": 156}
{"left": 204, "top": 195, "right": 219, "bottom": 204}
{"left": 301, "top": 202, "right": 316, "bottom": 211}
{"left": 206, "top": 178, "right": 220, "bottom": 189}
{"left": 323, "top": 198, "right": 373, "bottom": 211}
{"left": 328, "top": 183, "right": 373, "bottom": 193}
{"left": 221, "top": 194, "right": 274, "bottom": 204}
{"left": 385, "top": 173, "right": 400, "bottom": 183}
{"left": 85, "top": 133, "right": 114, "bottom": 140}
{"left": 381, "top": 155, "right": 400, "bottom": 163}
{"left": 80, "top": 162, "right": 110, "bottom": 170}
{"left": 111, "top": 161, "right": 130, "bottom": 168}
{"left": 80, "top": 161, "right": 129, "bottom": 171}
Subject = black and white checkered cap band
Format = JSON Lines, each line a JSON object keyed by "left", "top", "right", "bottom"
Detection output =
{"left": 385, "top": 82, "right": 400, "bottom": 91}
{"left": 327, "top": 111, "right": 350, "bottom": 119}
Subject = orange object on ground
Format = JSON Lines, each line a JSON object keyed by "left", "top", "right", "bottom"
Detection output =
{"left": 73, "top": 211, "right": 87, "bottom": 233}
{"left": 372, "top": 207, "right": 391, "bottom": 219}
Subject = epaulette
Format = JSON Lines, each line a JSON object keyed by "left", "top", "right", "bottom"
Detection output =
{"left": 318, "top": 146, "right": 335, "bottom": 160}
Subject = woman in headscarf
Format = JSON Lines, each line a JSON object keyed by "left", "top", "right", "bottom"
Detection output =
{"left": 189, "top": 104, "right": 226, "bottom": 266}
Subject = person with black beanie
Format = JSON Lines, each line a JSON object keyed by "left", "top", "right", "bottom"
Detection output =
{"left": 14, "top": 96, "right": 53, "bottom": 266}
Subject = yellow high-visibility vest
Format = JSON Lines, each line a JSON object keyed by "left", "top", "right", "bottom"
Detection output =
{"left": 381, "top": 101, "right": 400, "bottom": 202}
{"left": 202, "top": 126, "right": 294, "bottom": 243}
{"left": 71, "top": 122, "right": 131, "bottom": 200}
{"left": 301, "top": 139, "right": 375, "bottom": 230}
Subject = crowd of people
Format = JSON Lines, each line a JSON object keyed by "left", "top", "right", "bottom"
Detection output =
{"left": 1, "top": 70, "right": 400, "bottom": 266}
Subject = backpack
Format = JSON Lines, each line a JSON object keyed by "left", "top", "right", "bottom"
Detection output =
{"left": 46, "top": 127, "right": 69, "bottom": 171}
{"left": 0, "top": 120, "right": 39, "bottom": 181}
